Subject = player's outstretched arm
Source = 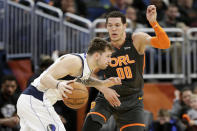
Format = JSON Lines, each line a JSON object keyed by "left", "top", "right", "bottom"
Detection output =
{"left": 77, "top": 76, "right": 121, "bottom": 88}
{"left": 77, "top": 77, "right": 121, "bottom": 107}
{"left": 132, "top": 5, "right": 171, "bottom": 54}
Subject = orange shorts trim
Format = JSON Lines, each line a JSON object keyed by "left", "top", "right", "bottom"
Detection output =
{"left": 120, "top": 123, "right": 145, "bottom": 131}
{"left": 87, "top": 112, "right": 107, "bottom": 122}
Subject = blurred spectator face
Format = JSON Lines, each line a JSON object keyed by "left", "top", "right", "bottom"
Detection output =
{"left": 182, "top": 90, "right": 192, "bottom": 106}
{"left": 61, "top": 0, "right": 76, "bottom": 13}
{"left": 157, "top": 109, "right": 170, "bottom": 125}
{"left": 96, "top": 23, "right": 106, "bottom": 38}
{"left": 125, "top": 0, "right": 133, "bottom": 5}
{"left": 126, "top": 7, "right": 137, "bottom": 22}
{"left": 190, "top": 96, "right": 197, "bottom": 110}
{"left": 1, "top": 80, "right": 17, "bottom": 97}
{"left": 97, "top": 23, "right": 105, "bottom": 28}
{"left": 166, "top": 6, "right": 179, "bottom": 20}
{"left": 177, "top": 0, "right": 185, "bottom": 6}
{"left": 184, "top": 0, "right": 193, "bottom": 8}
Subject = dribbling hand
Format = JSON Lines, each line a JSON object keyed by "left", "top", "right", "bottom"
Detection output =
{"left": 57, "top": 80, "right": 74, "bottom": 98}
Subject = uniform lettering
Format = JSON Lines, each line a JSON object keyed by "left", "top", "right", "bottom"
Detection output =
{"left": 109, "top": 55, "right": 135, "bottom": 79}
{"left": 110, "top": 54, "right": 135, "bottom": 67}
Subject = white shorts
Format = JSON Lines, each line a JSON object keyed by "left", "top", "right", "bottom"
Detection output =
{"left": 17, "top": 94, "right": 66, "bottom": 131}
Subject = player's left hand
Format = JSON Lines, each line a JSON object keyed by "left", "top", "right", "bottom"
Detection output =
{"left": 104, "top": 77, "right": 122, "bottom": 87}
{"left": 146, "top": 5, "right": 157, "bottom": 23}
{"left": 100, "top": 87, "right": 121, "bottom": 107}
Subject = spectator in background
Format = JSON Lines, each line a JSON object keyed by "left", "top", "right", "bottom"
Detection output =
{"left": 174, "top": 0, "right": 192, "bottom": 26}
{"left": 50, "top": 0, "right": 87, "bottom": 17}
{"left": 96, "top": 21, "right": 107, "bottom": 38}
{"left": 170, "top": 87, "right": 192, "bottom": 130}
{"left": 192, "top": 84, "right": 197, "bottom": 94}
{"left": 125, "top": 6, "right": 144, "bottom": 31}
{"left": 149, "top": 109, "right": 181, "bottom": 131}
{"left": 0, "top": 75, "right": 20, "bottom": 131}
{"left": 184, "top": 94, "right": 197, "bottom": 131}
{"left": 132, "top": 0, "right": 166, "bottom": 24}
{"left": 150, "top": 0, "right": 167, "bottom": 21}
{"left": 160, "top": 4, "right": 189, "bottom": 75}
{"left": 61, "top": 0, "right": 76, "bottom": 14}
{"left": 159, "top": 4, "right": 180, "bottom": 27}
{"left": 108, "top": 0, "right": 128, "bottom": 14}
{"left": 171, "top": 87, "right": 192, "bottom": 119}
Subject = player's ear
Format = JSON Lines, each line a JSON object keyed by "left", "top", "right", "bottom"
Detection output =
{"left": 94, "top": 52, "right": 100, "bottom": 60}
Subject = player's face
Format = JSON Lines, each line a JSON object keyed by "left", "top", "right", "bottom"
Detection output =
{"left": 97, "top": 49, "right": 112, "bottom": 69}
{"left": 106, "top": 18, "right": 126, "bottom": 42}
{"left": 1, "top": 80, "right": 17, "bottom": 97}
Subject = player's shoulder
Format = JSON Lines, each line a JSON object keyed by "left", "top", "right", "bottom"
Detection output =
{"left": 59, "top": 54, "right": 83, "bottom": 66}
{"left": 132, "top": 32, "right": 150, "bottom": 42}
{"left": 132, "top": 32, "right": 147, "bottom": 38}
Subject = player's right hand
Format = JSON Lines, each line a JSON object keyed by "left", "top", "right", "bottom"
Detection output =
{"left": 57, "top": 80, "right": 74, "bottom": 98}
{"left": 104, "top": 77, "right": 122, "bottom": 88}
{"left": 101, "top": 87, "right": 121, "bottom": 107}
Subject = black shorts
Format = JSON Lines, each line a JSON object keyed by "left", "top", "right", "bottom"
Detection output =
{"left": 88, "top": 91, "right": 145, "bottom": 130}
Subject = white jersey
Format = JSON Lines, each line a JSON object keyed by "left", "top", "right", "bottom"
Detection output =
{"left": 31, "top": 53, "right": 91, "bottom": 105}
{"left": 17, "top": 53, "right": 91, "bottom": 131}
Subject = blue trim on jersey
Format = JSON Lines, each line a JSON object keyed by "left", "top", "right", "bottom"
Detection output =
{"left": 23, "top": 85, "right": 44, "bottom": 101}
{"left": 72, "top": 53, "right": 84, "bottom": 78}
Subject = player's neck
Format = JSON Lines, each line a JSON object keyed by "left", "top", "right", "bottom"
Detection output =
{"left": 111, "top": 32, "right": 126, "bottom": 48}
{"left": 86, "top": 55, "right": 96, "bottom": 72}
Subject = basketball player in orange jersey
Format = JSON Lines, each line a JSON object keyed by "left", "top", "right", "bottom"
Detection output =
{"left": 83, "top": 5, "right": 171, "bottom": 131}
{"left": 16, "top": 37, "right": 121, "bottom": 131}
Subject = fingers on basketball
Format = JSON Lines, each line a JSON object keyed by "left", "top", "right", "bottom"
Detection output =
{"left": 62, "top": 82, "right": 89, "bottom": 109}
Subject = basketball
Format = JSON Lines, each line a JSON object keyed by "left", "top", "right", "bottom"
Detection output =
{"left": 62, "top": 82, "right": 89, "bottom": 109}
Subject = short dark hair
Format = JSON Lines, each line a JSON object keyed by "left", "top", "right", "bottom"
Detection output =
{"left": 1, "top": 75, "right": 17, "bottom": 85}
{"left": 180, "top": 87, "right": 191, "bottom": 96}
{"left": 87, "top": 37, "right": 113, "bottom": 55}
{"left": 168, "top": 4, "right": 178, "bottom": 10}
{"left": 158, "top": 109, "right": 170, "bottom": 117}
{"left": 106, "top": 11, "right": 126, "bottom": 24}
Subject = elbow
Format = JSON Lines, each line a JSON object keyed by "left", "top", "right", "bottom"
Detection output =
{"left": 161, "top": 40, "right": 171, "bottom": 49}
{"left": 40, "top": 74, "right": 49, "bottom": 86}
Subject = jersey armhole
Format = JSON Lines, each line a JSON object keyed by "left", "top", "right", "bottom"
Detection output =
{"left": 129, "top": 33, "right": 145, "bottom": 56}
{"left": 71, "top": 53, "right": 84, "bottom": 78}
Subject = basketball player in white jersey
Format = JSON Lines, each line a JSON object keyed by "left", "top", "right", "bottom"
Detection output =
{"left": 17, "top": 37, "right": 121, "bottom": 131}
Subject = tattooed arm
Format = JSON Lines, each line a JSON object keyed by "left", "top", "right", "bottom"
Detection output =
{"left": 76, "top": 76, "right": 121, "bottom": 90}
{"left": 76, "top": 76, "right": 122, "bottom": 107}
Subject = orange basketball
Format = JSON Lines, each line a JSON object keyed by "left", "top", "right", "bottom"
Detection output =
{"left": 63, "top": 82, "right": 89, "bottom": 109}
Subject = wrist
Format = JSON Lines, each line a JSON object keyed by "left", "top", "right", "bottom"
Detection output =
{"left": 150, "top": 21, "right": 158, "bottom": 28}
{"left": 56, "top": 81, "right": 61, "bottom": 89}
{"left": 101, "top": 80, "right": 107, "bottom": 87}
{"left": 99, "top": 87, "right": 106, "bottom": 94}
